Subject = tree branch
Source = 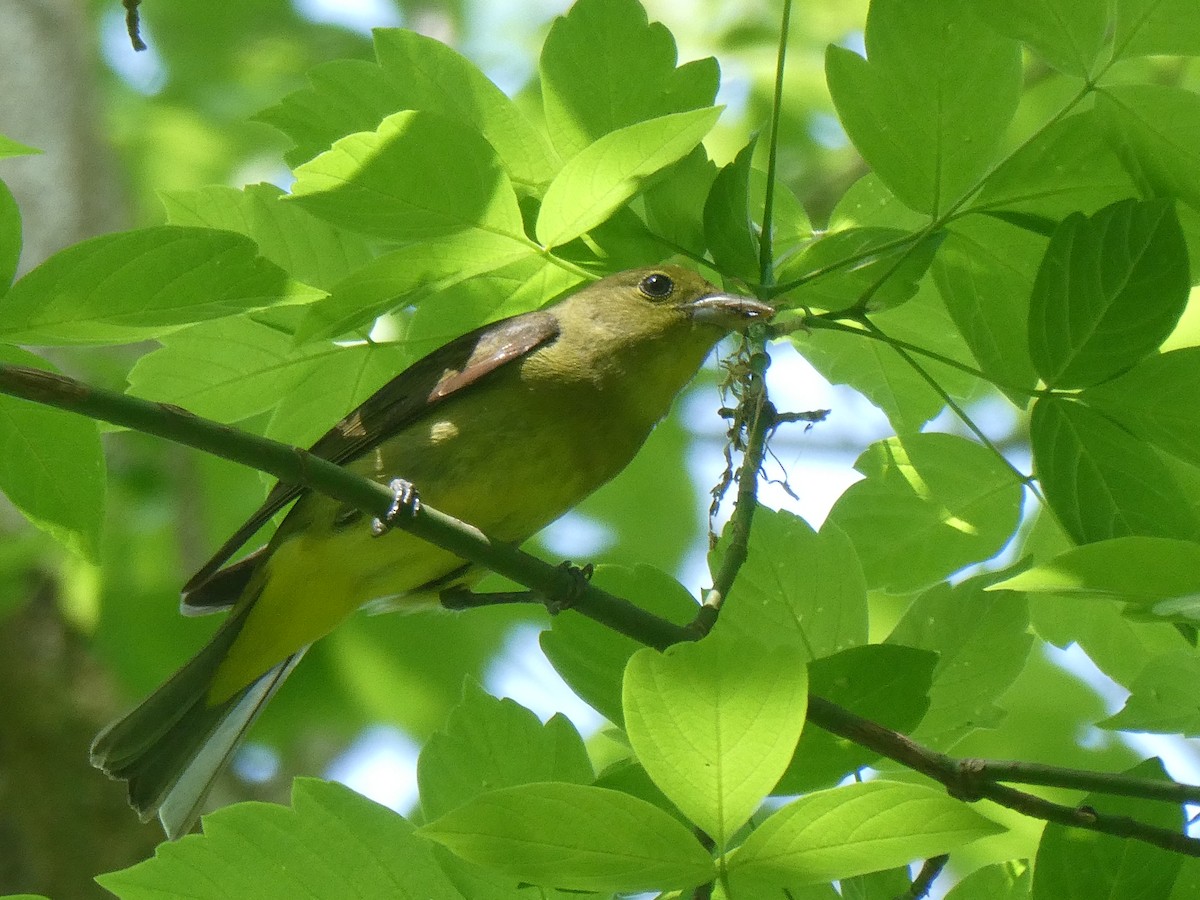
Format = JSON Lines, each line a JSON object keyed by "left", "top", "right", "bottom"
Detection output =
{"left": 3, "top": 362, "right": 1199, "bottom": 858}
{"left": 806, "top": 696, "right": 1200, "bottom": 857}
{"left": 0, "top": 363, "right": 688, "bottom": 650}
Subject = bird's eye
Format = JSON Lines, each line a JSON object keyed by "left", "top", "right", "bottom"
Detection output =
{"left": 638, "top": 272, "right": 675, "bottom": 299}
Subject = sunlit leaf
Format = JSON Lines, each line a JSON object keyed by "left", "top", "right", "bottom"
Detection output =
{"left": 727, "top": 781, "right": 1003, "bottom": 889}
{"left": 0, "top": 227, "right": 313, "bottom": 345}
{"left": 97, "top": 780, "right": 460, "bottom": 899}
{"left": 420, "top": 782, "right": 714, "bottom": 893}
{"left": 536, "top": 108, "right": 722, "bottom": 247}
{"left": 623, "top": 629, "right": 808, "bottom": 847}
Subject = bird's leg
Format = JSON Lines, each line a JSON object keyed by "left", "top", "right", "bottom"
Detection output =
{"left": 370, "top": 478, "right": 421, "bottom": 536}
{"left": 440, "top": 562, "right": 594, "bottom": 615}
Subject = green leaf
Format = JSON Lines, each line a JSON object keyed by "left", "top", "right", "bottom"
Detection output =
{"left": 419, "top": 782, "right": 714, "bottom": 893}
{"left": 946, "top": 862, "right": 1031, "bottom": 899}
{"left": 990, "top": 537, "right": 1200, "bottom": 606}
{"left": 1100, "top": 652, "right": 1200, "bottom": 735}
{"left": 540, "top": 565, "right": 698, "bottom": 726}
{"left": 0, "top": 346, "right": 104, "bottom": 561}
{"left": 97, "top": 779, "right": 462, "bottom": 899}
{"left": 1084, "top": 348, "right": 1200, "bottom": 470}
{"left": 293, "top": 234, "right": 540, "bottom": 343}
{"left": 126, "top": 317, "right": 330, "bottom": 423}
{"left": 776, "top": 227, "right": 941, "bottom": 314}
{"left": 974, "top": 0, "right": 1107, "bottom": 75}
{"left": 933, "top": 217, "right": 1042, "bottom": 400}
{"left": 1028, "top": 199, "right": 1189, "bottom": 389}
{"left": 1027, "top": 200, "right": 1185, "bottom": 388}
{"left": 796, "top": 277, "right": 980, "bottom": 431}
{"left": 826, "top": 433, "right": 1025, "bottom": 593}
{"left": 703, "top": 141, "right": 760, "bottom": 282}
{"left": 781, "top": 645, "right": 936, "bottom": 793}
{"left": 0, "top": 133, "right": 39, "bottom": 158}
{"left": 973, "top": 111, "right": 1137, "bottom": 219}
{"left": 258, "top": 28, "right": 557, "bottom": 190}
{"left": 417, "top": 679, "right": 592, "bottom": 821}
{"left": 715, "top": 507, "right": 868, "bottom": 660}
{"left": 289, "top": 110, "right": 526, "bottom": 243}
{"left": 1114, "top": 0, "right": 1200, "bottom": 59}
{"left": 1100, "top": 85, "right": 1200, "bottom": 213}
{"left": 828, "top": 173, "right": 929, "bottom": 232}
{"left": 0, "top": 226, "right": 313, "bottom": 345}
{"left": 825, "top": 0, "right": 1021, "bottom": 215}
{"left": 643, "top": 147, "right": 718, "bottom": 258}
{"left": 888, "top": 575, "right": 1033, "bottom": 748}
{"left": 0, "top": 180, "right": 19, "bottom": 291}
{"left": 535, "top": 107, "right": 722, "bottom": 247}
{"left": 1032, "top": 759, "right": 1183, "bottom": 898}
{"left": 622, "top": 630, "right": 808, "bottom": 847}
{"left": 539, "top": 0, "right": 718, "bottom": 160}
{"left": 369, "top": 29, "right": 558, "bottom": 191}
{"left": 161, "top": 183, "right": 373, "bottom": 291}
{"left": 727, "top": 781, "right": 1003, "bottom": 888}
{"left": 1030, "top": 398, "right": 1200, "bottom": 544}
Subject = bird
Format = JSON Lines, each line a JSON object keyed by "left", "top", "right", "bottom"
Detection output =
{"left": 90, "top": 264, "right": 773, "bottom": 838}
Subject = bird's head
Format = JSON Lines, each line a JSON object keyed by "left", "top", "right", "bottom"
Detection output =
{"left": 560, "top": 265, "right": 773, "bottom": 347}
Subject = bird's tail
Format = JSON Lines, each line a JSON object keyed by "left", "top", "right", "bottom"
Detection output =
{"left": 91, "top": 607, "right": 305, "bottom": 840}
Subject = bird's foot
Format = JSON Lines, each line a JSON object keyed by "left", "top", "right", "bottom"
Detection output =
{"left": 546, "top": 561, "right": 594, "bottom": 615}
{"left": 371, "top": 478, "right": 421, "bottom": 536}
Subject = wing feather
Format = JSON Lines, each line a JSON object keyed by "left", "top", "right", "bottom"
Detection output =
{"left": 180, "top": 312, "right": 559, "bottom": 600}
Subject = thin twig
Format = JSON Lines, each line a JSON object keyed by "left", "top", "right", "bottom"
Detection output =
{"left": 805, "top": 696, "right": 1200, "bottom": 857}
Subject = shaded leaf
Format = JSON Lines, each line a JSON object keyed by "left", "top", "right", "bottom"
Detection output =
{"left": 162, "top": 183, "right": 373, "bottom": 292}
{"left": 715, "top": 507, "right": 868, "bottom": 660}
{"left": 781, "top": 645, "right": 936, "bottom": 793}
{"left": 825, "top": 0, "right": 1021, "bottom": 214}
{"left": 826, "top": 433, "right": 1025, "bottom": 593}
{"left": 888, "top": 575, "right": 1033, "bottom": 748}
{"left": 975, "top": 0, "right": 1107, "bottom": 75}
{"left": 1084, "top": 347, "right": 1200, "bottom": 470}
{"left": 540, "top": 565, "right": 697, "bottom": 726}
{"left": 1114, "top": 0, "right": 1200, "bottom": 59}
{"left": 1030, "top": 398, "right": 1200, "bottom": 544}
{"left": 1032, "top": 759, "right": 1182, "bottom": 899}
{"left": 1028, "top": 199, "right": 1189, "bottom": 389}
{"left": 417, "top": 679, "right": 592, "bottom": 821}
{"left": 539, "top": 0, "right": 718, "bottom": 160}
{"left": 0, "top": 346, "right": 104, "bottom": 561}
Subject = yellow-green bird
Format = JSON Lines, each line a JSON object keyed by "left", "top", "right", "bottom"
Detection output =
{"left": 91, "top": 265, "right": 772, "bottom": 838}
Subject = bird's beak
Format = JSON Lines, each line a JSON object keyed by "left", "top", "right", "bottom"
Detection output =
{"left": 687, "top": 293, "right": 775, "bottom": 329}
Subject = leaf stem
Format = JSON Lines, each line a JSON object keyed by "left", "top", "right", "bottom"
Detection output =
{"left": 757, "top": 0, "right": 792, "bottom": 286}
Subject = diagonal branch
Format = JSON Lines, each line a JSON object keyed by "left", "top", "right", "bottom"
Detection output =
{"left": 3, "top": 362, "right": 1198, "bottom": 857}
{"left": 0, "top": 362, "right": 687, "bottom": 650}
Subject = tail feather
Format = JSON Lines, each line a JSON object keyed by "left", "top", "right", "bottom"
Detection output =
{"left": 91, "top": 608, "right": 305, "bottom": 839}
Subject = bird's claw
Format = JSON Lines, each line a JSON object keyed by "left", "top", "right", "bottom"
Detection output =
{"left": 545, "top": 561, "right": 594, "bottom": 614}
{"left": 371, "top": 478, "right": 421, "bottom": 536}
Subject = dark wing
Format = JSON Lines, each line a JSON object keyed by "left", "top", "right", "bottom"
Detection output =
{"left": 180, "top": 311, "right": 560, "bottom": 601}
